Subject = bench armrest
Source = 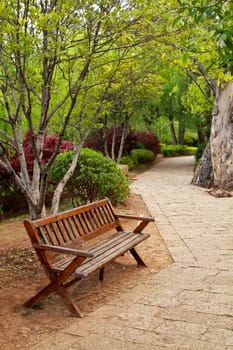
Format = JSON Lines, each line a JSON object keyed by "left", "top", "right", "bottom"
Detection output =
{"left": 32, "top": 243, "right": 93, "bottom": 258}
{"left": 115, "top": 214, "right": 154, "bottom": 234}
{"left": 116, "top": 214, "right": 155, "bottom": 222}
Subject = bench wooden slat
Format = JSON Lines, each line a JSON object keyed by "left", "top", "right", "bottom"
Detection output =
{"left": 57, "top": 220, "right": 71, "bottom": 243}
{"left": 52, "top": 231, "right": 149, "bottom": 277}
{"left": 94, "top": 206, "right": 106, "bottom": 226}
{"left": 62, "top": 217, "right": 76, "bottom": 242}
{"left": 38, "top": 226, "right": 51, "bottom": 245}
{"left": 23, "top": 198, "right": 154, "bottom": 317}
{"left": 77, "top": 233, "right": 149, "bottom": 277}
{"left": 71, "top": 215, "right": 85, "bottom": 238}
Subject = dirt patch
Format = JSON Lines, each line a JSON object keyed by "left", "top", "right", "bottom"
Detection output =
{"left": 0, "top": 191, "right": 172, "bottom": 350}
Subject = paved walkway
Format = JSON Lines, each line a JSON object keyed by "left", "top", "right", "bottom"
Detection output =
{"left": 32, "top": 156, "right": 233, "bottom": 350}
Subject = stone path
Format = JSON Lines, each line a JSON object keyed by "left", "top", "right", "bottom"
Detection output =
{"left": 32, "top": 156, "right": 233, "bottom": 349}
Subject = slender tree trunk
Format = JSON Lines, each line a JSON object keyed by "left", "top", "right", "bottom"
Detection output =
{"left": 169, "top": 120, "right": 177, "bottom": 145}
{"left": 111, "top": 126, "right": 116, "bottom": 161}
{"left": 197, "top": 128, "right": 205, "bottom": 145}
{"left": 178, "top": 122, "right": 185, "bottom": 145}
{"left": 103, "top": 126, "right": 111, "bottom": 159}
{"left": 117, "top": 123, "right": 128, "bottom": 164}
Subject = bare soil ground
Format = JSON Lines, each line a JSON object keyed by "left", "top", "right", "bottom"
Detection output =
{"left": 0, "top": 181, "right": 172, "bottom": 350}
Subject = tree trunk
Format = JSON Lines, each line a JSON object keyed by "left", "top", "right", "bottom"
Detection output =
{"left": 111, "top": 126, "right": 116, "bottom": 161}
{"left": 169, "top": 120, "right": 177, "bottom": 145}
{"left": 192, "top": 141, "right": 214, "bottom": 188}
{"left": 116, "top": 123, "right": 128, "bottom": 164}
{"left": 197, "top": 128, "right": 205, "bottom": 145}
{"left": 178, "top": 122, "right": 185, "bottom": 145}
{"left": 210, "top": 82, "right": 233, "bottom": 190}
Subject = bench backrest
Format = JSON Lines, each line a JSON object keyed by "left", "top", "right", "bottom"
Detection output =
{"left": 24, "top": 198, "right": 122, "bottom": 248}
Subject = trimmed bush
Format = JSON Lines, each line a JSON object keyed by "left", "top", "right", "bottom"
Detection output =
{"left": 131, "top": 149, "right": 155, "bottom": 164}
{"left": 120, "top": 154, "right": 138, "bottom": 170}
{"left": 129, "top": 131, "right": 160, "bottom": 156}
{"left": 160, "top": 145, "right": 197, "bottom": 157}
{"left": 49, "top": 148, "right": 129, "bottom": 206}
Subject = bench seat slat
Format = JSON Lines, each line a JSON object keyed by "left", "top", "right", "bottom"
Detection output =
{"left": 80, "top": 233, "right": 149, "bottom": 277}
{"left": 51, "top": 231, "right": 149, "bottom": 277}
{"left": 88, "top": 231, "right": 137, "bottom": 255}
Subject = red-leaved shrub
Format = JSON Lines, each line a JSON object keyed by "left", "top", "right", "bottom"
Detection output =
{"left": 9, "top": 131, "right": 74, "bottom": 176}
{"left": 85, "top": 128, "right": 160, "bottom": 157}
{"left": 84, "top": 126, "right": 136, "bottom": 156}
{"left": 129, "top": 131, "right": 160, "bottom": 156}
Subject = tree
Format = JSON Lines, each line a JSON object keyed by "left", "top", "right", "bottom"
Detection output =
{"left": 181, "top": 76, "right": 213, "bottom": 144}
{"left": 177, "top": 1, "right": 233, "bottom": 191}
{"left": 159, "top": 69, "right": 189, "bottom": 144}
{"left": 0, "top": 0, "right": 157, "bottom": 218}
{"left": 99, "top": 61, "right": 160, "bottom": 163}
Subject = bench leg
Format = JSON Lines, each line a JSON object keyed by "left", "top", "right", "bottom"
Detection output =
{"left": 99, "top": 267, "right": 105, "bottom": 281}
{"left": 57, "top": 286, "right": 83, "bottom": 317}
{"left": 24, "top": 282, "right": 83, "bottom": 317}
{"left": 130, "top": 248, "right": 147, "bottom": 267}
{"left": 24, "top": 279, "right": 61, "bottom": 309}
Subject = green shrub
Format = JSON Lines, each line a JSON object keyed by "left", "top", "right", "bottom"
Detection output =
{"left": 120, "top": 154, "right": 138, "bottom": 170}
{"left": 160, "top": 145, "right": 197, "bottom": 157}
{"left": 184, "top": 133, "right": 198, "bottom": 146}
{"left": 131, "top": 149, "right": 155, "bottom": 164}
{"left": 186, "top": 146, "right": 198, "bottom": 155}
{"left": 49, "top": 148, "right": 129, "bottom": 206}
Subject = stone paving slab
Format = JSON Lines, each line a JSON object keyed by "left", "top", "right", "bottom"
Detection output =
{"left": 31, "top": 156, "right": 233, "bottom": 349}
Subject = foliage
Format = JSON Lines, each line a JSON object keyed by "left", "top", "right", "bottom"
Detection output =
{"left": 131, "top": 131, "right": 160, "bottom": 156}
{"left": 1, "top": 0, "right": 167, "bottom": 218}
{"left": 49, "top": 148, "right": 129, "bottom": 206}
{"left": 120, "top": 148, "right": 154, "bottom": 170}
{"left": 2, "top": 132, "right": 73, "bottom": 177}
{"left": 181, "top": 77, "right": 213, "bottom": 143}
{"left": 130, "top": 149, "right": 155, "bottom": 164}
{"left": 158, "top": 69, "right": 190, "bottom": 144}
{"left": 177, "top": 1, "right": 233, "bottom": 74}
{"left": 160, "top": 145, "right": 197, "bottom": 157}
{"left": 0, "top": 132, "right": 73, "bottom": 215}
{"left": 184, "top": 133, "right": 198, "bottom": 147}
{"left": 84, "top": 126, "right": 135, "bottom": 156}
{"left": 85, "top": 129, "right": 160, "bottom": 158}
{"left": 120, "top": 155, "right": 138, "bottom": 171}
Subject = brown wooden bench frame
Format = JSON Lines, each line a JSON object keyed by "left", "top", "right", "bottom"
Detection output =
{"left": 23, "top": 198, "right": 154, "bottom": 317}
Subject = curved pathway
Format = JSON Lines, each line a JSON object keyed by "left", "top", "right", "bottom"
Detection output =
{"left": 32, "top": 156, "right": 233, "bottom": 350}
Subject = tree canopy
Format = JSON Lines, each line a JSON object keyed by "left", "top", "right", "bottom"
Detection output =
{"left": 0, "top": 0, "right": 178, "bottom": 218}
{"left": 1, "top": 0, "right": 233, "bottom": 218}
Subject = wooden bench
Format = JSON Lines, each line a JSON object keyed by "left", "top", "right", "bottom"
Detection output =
{"left": 23, "top": 198, "right": 154, "bottom": 317}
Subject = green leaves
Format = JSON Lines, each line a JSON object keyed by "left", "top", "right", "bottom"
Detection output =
{"left": 176, "top": 0, "right": 233, "bottom": 73}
